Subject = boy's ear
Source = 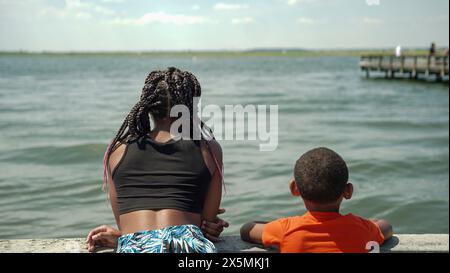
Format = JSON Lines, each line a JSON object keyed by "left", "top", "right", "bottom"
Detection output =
{"left": 290, "top": 180, "right": 301, "bottom": 197}
{"left": 343, "top": 183, "right": 353, "bottom": 200}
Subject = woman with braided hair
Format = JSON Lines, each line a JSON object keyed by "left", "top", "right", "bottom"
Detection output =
{"left": 86, "top": 67, "right": 227, "bottom": 253}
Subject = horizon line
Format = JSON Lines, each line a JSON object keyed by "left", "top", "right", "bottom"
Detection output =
{"left": 1, "top": 46, "right": 445, "bottom": 54}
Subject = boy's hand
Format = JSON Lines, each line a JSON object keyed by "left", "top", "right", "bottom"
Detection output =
{"left": 201, "top": 208, "right": 230, "bottom": 242}
{"left": 86, "top": 225, "right": 122, "bottom": 252}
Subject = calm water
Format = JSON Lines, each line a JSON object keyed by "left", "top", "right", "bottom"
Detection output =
{"left": 0, "top": 55, "right": 448, "bottom": 239}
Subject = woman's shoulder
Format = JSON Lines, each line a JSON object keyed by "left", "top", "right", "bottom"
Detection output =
{"left": 201, "top": 139, "right": 222, "bottom": 162}
{"left": 199, "top": 139, "right": 223, "bottom": 176}
{"left": 108, "top": 142, "right": 128, "bottom": 174}
{"left": 204, "top": 139, "right": 222, "bottom": 158}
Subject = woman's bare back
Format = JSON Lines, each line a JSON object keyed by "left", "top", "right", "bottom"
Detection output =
{"left": 119, "top": 210, "right": 202, "bottom": 234}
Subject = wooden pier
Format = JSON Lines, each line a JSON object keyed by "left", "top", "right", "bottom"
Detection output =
{"left": 360, "top": 55, "right": 449, "bottom": 81}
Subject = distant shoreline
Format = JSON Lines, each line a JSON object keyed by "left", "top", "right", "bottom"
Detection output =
{"left": 0, "top": 48, "right": 438, "bottom": 58}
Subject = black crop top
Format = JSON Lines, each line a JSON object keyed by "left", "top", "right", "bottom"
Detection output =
{"left": 112, "top": 136, "right": 212, "bottom": 215}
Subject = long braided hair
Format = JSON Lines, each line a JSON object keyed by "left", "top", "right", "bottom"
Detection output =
{"left": 102, "top": 67, "right": 221, "bottom": 191}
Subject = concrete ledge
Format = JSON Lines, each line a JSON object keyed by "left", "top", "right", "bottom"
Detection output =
{"left": 0, "top": 235, "right": 448, "bottom": 253}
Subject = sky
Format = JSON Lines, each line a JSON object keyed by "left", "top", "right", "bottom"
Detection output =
{"left": 0, "top": 0, "right": 448, "bottom": 51}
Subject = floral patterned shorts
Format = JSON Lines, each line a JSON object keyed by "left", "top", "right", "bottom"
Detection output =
{"left": 116, "top": 225, "right": 217, "bottom": 253}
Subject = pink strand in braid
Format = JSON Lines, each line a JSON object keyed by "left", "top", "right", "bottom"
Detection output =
{"left": 102, "top": 140, "right": 114, "bottom": 191}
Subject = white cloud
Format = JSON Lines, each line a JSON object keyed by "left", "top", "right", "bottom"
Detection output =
{"left": 287, "top": 0, "right": 317, "bottom": 5}
{"left": 297, "top": 16, "right": 328, "bottom": 25}
{"left": 363, "top": 17, "right": 383, "bottom": 25}
{"left": 100, "top": 0, "right": 125, "bottom": 3}
{"left": 64, "top": 0, "right": 115, "bottom": 15}
{"left": 66, "top": 0, "right": 115, "bottom": 15}
{"left": 231, "top": 17, "right": 254, "bottom": 25}
{"left": 92, "top": 6, "right": 115, "bottom": 15}
{"left": 297, "top": 17, "right": 315, "bottom": 24}
{"left": 110, "top": 12, "right": 207, "bottom": 26}
{"left": 214, "top": 3, "right": 249, "bottom": 11}
{"left": 39, "top": 0, "right": 115, "bottom": 19}
{"left": 39, "top": 6, "right": 68, "bottom": 18}
{"left": 75, "top": 12, "right": 92, "bottom": 19}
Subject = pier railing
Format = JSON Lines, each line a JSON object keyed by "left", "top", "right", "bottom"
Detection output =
{"left": 360, "top": 55, "right": 449, "bottom": 80}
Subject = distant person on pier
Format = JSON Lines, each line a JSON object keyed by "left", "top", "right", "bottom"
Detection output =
{"left": 429, "top": 42, "right": 436, "bottom": 56}
{"left": 395, "top": 45, "right": 402, "bottom": 57}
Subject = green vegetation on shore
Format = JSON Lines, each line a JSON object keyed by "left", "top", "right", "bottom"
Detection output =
{"left": 0, "top": 49, "right": 437, "bottom": 58}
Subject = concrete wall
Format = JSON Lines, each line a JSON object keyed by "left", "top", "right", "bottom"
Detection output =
{"left": 0, "top": 234, "right": 448, "bottom": 253}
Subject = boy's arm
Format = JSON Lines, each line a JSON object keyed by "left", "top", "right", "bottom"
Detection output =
{"left": 371, "top": 219, "right": 393, "bottom": 240}
{"left": 240, "top": 222, "right": 268, "bottom": 244}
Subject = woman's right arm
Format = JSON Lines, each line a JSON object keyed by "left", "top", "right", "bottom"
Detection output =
{"left": 85, "top": 144, "right": 126, "bottom": 252}
{"left": 107, "top": 143, "right": 127, "bottom": 228}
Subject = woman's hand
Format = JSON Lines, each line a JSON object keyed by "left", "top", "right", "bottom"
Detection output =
{"left": 201, "top": 208, "right": 230, "bottom": 242}
{"left": 86, "top": 225, "right": 122, "bottom": 252}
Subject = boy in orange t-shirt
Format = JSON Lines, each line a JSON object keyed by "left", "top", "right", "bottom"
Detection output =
{"left": 240, "top": 147, "right": 393, "bottom": 253}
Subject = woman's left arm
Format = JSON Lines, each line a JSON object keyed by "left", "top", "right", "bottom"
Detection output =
{"left": 201, "top": 140, "right": 226, "bottom": 241}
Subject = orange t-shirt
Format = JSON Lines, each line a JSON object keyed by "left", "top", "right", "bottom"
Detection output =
{"left": 262, "top": 211, "right": 385, "bottom": 253}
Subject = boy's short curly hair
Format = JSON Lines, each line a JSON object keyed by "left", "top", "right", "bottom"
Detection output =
{"left": 294, "top": 147, "right": 349, "bottom": 204}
